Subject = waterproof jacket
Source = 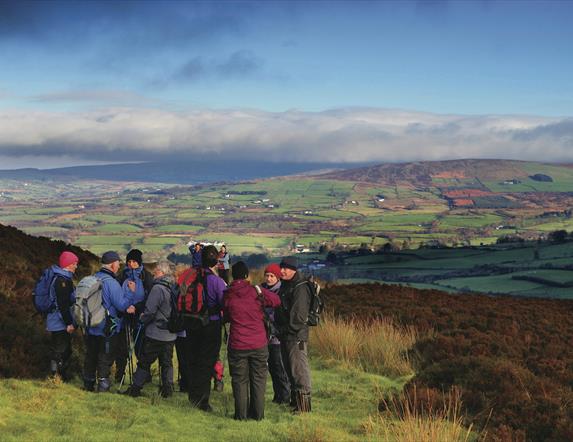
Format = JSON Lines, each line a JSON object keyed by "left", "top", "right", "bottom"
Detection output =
{"left": 190, "top": 247, "right": 202, "bottom": 268}
{"left": 141, "top": 276, "right": 177, "bottom": 342}
{"left": 118, "top": 265, "right": 153, "bottom": 312}
{"left": 261, "top": 280, "right": 281, "bottom": 345}
{"left": 87, "top": 268, "right": 133, "bottom": 337}
{"left": 224, "top": 279, "right": 281, "bottom": 351}
{"left": 275, "top": 272, "right": 312, "bottom": 342}
{"left": 46, "top": 265, "right": 75, "bottom": 332}
{"left": 204, "top": 268, "right": 227, "bottom": 321}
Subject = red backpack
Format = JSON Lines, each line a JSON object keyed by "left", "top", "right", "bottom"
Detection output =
{"left": 177, "top": 267, "right": 210, "bottom": 329}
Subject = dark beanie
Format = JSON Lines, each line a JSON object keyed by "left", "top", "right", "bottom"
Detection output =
{"left": 232, "top": 261, "right": 249, "bottom": 280}
{"left": 126, "top": 249, "right": 143, "bottom": 266}
{"left": 279, "top": 256, "right": 298, "bottom": 271}
{"left": 202, "top": 245, "right": 219, "bottom": 268}
{"left": 101, "top": 250, "right": 121, "bottom": 264}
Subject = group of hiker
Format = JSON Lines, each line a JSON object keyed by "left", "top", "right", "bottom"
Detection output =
{"left": 35, "top": 243, "right": 315, "bottom": 420}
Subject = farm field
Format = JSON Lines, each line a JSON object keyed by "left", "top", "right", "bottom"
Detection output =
{"left": 308, "top": 239, "right": 573, "bottom": 299}
{"left": 2, "top": 159, "right": 573, "bottom": 269}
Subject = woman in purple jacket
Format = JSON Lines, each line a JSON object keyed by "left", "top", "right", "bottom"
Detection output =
{"left": 224, "top": 261, "right": 281, "bottom": 421}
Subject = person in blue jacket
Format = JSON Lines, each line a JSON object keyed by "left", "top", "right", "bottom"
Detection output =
{"left": 190, "top": 242, "right": 203, "bottom": 269}
{"left": 83, "top": 251, "right": 136, "bottom": 392}
{"left": 46, "top": 251, "right": 79, "bottom": 381}
{"left": 114, "top": 249, "right": 153, "bottom": 383}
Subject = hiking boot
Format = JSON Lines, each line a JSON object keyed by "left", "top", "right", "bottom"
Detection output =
{"left": 198, "top": 403, "right": 213, "bottom": 413}
{"left": 160, "top": 383, "right": 174, "bottom": 398}
{"left": 83, "top": 379, "right": 96, "bottom": 392}
{"left": 214, "top": 379, "right": 224, "bottom": 392}
{"left": 123, "top": 385, "right": 142, "bottom": 397}
{"left": 97, "top": 377, "right": 111, "bottom": 393}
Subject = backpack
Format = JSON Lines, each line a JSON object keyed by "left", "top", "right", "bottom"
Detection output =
{"left": 154, "top": 279, "right": 185, "bottom": 333}
{"left": 176, "top": 267, "right": 210, "bottom": 330}
{"left": 297, "top": 276, "right": 324, "bottom": 327}
{"left": 73, "top": 275, "right": 107, "bottom": 329}
{"left": 32, "top": 267, "right": 57, "bottom": 315}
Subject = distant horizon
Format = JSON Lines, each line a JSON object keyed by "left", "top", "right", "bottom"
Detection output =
{"left": 2, "top": 156, "right": 573, "bottom": 173}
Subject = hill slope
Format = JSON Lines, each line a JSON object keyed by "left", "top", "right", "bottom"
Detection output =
{"left": 0, "top": 224, "right": 98, "bottom": 378}
{"left": 320, "top": 158, "right": 572, "bottom": 185}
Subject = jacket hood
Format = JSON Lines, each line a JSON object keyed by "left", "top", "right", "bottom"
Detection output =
{"left": 51, "top": 265, "right": 73, "bottom": 279}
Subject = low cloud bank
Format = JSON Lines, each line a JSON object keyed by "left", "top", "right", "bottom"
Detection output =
{"left": 0, "top": 107, "right": 571, "bottom": 164}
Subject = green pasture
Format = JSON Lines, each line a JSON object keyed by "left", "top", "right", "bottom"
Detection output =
{"left": 24, "top": 206, "right": 76, "bottom": 215}
{"left": 92, "top": 224, "right": 142, "bottom": 233}
{"left": 85, "top": 215, "right": 131, "bottom": 223}
{"left": 0, "top": 214, "right": 49, "bottom": 222}
{"left": 156, "top": 224, "right": 203, "bottom": 233}
{"left": 437, "top": 213, "right": 503, "bottom": 229}
{"left": 434, "top": 274, "right": 542, "bottom": 294}
{"left": 141, "top": 237, "right": 181, "bottom": 245}
{"left": 74, "top": 234, "right": 134, "bottom": 244}
{"left": 523, "top": 219, "right": 573, "bottom": 232}
{"left": 20, "top": 226, "right": 70, "bottom": 235}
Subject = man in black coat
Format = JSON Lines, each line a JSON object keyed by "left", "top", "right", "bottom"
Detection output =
{"left": 276, "top": 257, "right": 312, "bottom": 412}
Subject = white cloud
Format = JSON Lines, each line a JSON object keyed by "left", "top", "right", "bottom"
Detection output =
{"left": 0, "top": 107, "right": 570, "bottom": 163}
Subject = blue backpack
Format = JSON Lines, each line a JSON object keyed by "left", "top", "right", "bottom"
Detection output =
{"left": 33, "top": 267, "right": 57, "bottom": 315}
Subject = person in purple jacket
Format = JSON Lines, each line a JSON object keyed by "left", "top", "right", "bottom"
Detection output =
{"left": 224, "top": 261, "right": 281, "bottom": 420}
{"left": 186, "top": 245, "right": 227, "bottom": 412}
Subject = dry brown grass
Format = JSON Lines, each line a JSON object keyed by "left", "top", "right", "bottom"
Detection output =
{"left": 311, "top": 312, "right": 418, "bottom": 377}
{"left": 365, "top": 387, "right": 478, "bottom": 442}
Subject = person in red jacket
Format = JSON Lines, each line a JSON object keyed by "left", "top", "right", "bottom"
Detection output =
{"left": 224, "top": 261, "right": 280, "bottom": 420}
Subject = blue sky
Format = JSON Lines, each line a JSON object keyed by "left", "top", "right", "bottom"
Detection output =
{"left": 0, "top": 0, "right": 572, "bottom": 167}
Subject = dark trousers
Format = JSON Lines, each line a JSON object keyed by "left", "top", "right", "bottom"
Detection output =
{"left": 132, "top": 337, "right": 175, "bottom": 388}
{"left": 113, "top": 326, "right": 129, "bottom": 382}
{"left": 51, "top": 330, "right": 72, "bottom": 376}
{"left": 175, "top": 335, "right": 191, "bottom": 391}
{"left": 268, "top": 343, "right": 290, "bottom": 403}
{"left": 83, "top": 334, "right": 118, "bottom": 382}
{"left": 228, "top": 345, "right": 269, "bottom": 420}
{"left": 185, "top": 320, "right": 222, "bottom": 407}
{"left": 281, "top": 340, "right": 311, "bottom": 395}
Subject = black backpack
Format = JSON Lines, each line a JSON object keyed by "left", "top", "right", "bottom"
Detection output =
{"left": 296, "top": 276, "right": 324, "bottom": 327}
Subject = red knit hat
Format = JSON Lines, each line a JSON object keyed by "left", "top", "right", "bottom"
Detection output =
{"left": 59, "top": 251, "right": 79, "bottom": 269}
{"left": 264, "top": 263, "right": 281, "bottom": 280}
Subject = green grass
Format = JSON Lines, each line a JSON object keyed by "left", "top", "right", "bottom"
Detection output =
{"left": 156, "top": 225, "right": 203, "bottom": 233}
{"left": 92, "top": 224, "right": 142, "bottom": 233}
{"left": 0, "top": 359, "right": 402, "bottom": 441}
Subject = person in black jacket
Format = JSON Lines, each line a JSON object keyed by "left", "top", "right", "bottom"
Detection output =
{"left": 275, "top": 257, "right": 312, "bottom": 412}
{"left": 114, "top": 249, "right": 154, "bottom": 384}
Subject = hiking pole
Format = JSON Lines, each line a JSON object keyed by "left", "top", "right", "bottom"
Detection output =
{"left": 118, "top": 323, "right": 132, "bottom": 392}
{"left": 127, "top": 322, "right": 135, "bottom": 387}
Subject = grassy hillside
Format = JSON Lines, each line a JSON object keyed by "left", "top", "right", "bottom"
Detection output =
{"left": 0, "top": 361, "right": 402, "bottom": 442}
